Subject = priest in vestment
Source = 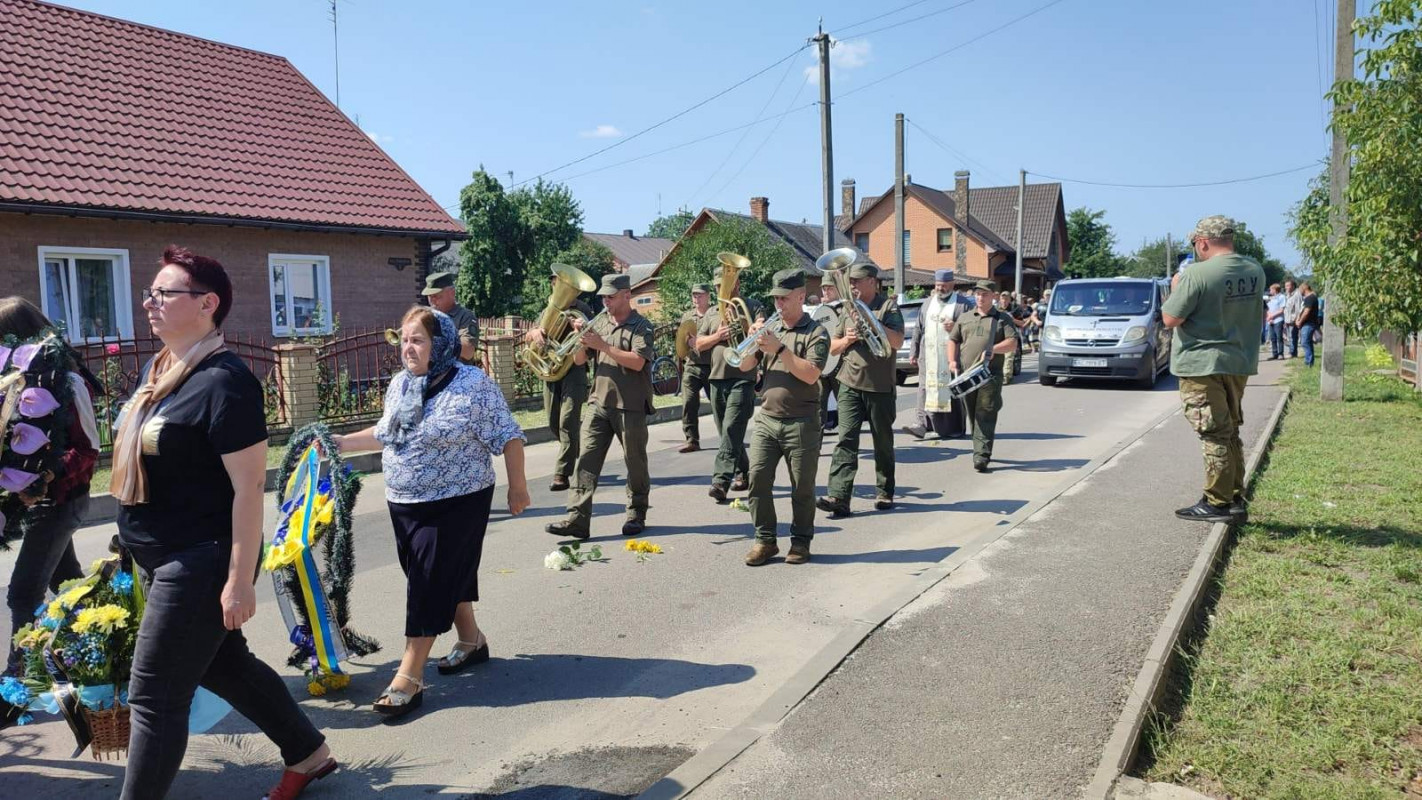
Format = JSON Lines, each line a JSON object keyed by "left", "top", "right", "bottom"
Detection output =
{"left": 904, "top": 269, "right": 972, "bottom": 439}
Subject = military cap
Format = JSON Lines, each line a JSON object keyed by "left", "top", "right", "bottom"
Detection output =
{"left": 973, "top": 279, "right": 998, "bottom": 293}
{"left": 421, "top": 271, "right": 456, "bottom": 296}
{"left": 1190, "top": 215, "right": 1238, "bottom": 242}
{"left": 691, "top": 283, "right": 713, "bottom": 294}
{"left": 768, "top": 268, "right": 807, "bottom": 297}
{"left": 847, "top": 262, "right": 880, "bottom": 280}
{"left": 597, "top": 273, "right": 631, "bottom": 296}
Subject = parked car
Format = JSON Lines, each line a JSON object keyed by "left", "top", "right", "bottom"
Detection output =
{"left": 895, "top": 297, "right": 924, "bottom": 385}
{"left": 1037, "top": 277, "right": 1172, "bottom": 388}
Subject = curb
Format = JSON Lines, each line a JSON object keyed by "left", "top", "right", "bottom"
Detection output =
{"left": 637, "top": 399, "right": 1191, "bottom": 800}
{"left": 79, "top": 401, "right": 709, "bottom": 527}
{"left": 1083, "top": 386, "right": 1292, "bottom": 800}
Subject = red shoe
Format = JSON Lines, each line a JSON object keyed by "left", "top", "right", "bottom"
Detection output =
{"left": 263, "top": 757, "right": 338, "bottom": 800}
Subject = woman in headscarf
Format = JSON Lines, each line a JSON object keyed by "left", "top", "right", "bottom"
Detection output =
{"left": 115, "top": 246, "right": 334, "bottom": 800}
{"left": 333, "top": 306, "right": 529, "bottom": 719}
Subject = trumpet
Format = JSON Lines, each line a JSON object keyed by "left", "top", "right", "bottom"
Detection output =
{"left": 723, "top": 311, "right": 783, "bottom": 370}
{"left": 542, "top": 308, "right": 607, "bottom": 366}
{"left": 817, "top": 247, "right": 890, "bottom": 360}
{"left": 518, "top": 263, "right": 600, "bottom": 381}
{"left": 715, "top": 251, "right": 753, "bottom": 346}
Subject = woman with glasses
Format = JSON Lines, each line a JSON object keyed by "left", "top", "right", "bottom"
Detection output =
{"left": 116, "top": 246, "right": 335, "bottom": 800}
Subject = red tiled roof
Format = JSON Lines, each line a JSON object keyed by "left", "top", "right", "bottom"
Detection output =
{"left": 0, "top": 0, "right": 464, "bottom": 235}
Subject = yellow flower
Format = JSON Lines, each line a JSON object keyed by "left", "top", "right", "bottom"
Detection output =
{"left": 643, "top": 542, "right": 662, "bottom": 554}
{"left": 307, "top": 680, "right": 327, "bottom": 697}
{"left": 323, "top": 672, "right": 351, "bottom": 690}
{"left": 625, "top": 540, "right": 639, "bottom": 552}
{"left": 56, "top": 582, "right": 94, "bottom": 611}
{"left": 72, "top": 605, "right": 130, "bottom": 635}
{"left": 46, "top": 600, "right": 65, "bottom": 621}
{"left": 262, "top": 538, "right": 304, "bottom": 571}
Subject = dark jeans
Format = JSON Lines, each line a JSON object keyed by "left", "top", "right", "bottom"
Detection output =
{"left": 1285, "top": 323, "right": 1300, "bottom": 357}
{"left": 122, "top": 541, "right": 324, "bottom": 800}
{"left": 1268, "top": 321, "right": 1284, "bottom": 358}
{"left": 5, "top": 495, "right": 88, "bottom": 675}
{"left": 1300, "top": 324, "right": 1318, "bottom": 366}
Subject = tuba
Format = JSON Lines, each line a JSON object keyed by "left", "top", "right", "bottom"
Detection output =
{"left": 517, "top": 263, "right": 599, "bottom": 381}
{"left": 817, "top": 247, "right": 890, "bottom": 360}
{"left": 715, "top": 252, "right": 754, "bottom": 347}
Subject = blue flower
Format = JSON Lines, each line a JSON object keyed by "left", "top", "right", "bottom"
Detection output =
{"left": 39, "top": 616, "right": 59, "bottom": 631}
{"left": 0, "top": 676, "right": 31, "bottom": 707}
{"left": 109, "top": 571, "right": 134, "bottom": 595}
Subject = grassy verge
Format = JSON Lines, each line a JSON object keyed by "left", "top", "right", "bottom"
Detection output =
{"left": 1140, "top": 345, "right": 1422, "bottom": 798}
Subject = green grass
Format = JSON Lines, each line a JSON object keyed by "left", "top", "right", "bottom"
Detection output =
{"left": 1140, "top": 345, "right": 1422, "bottom": 798}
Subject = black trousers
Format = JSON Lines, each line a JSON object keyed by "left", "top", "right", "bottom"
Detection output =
{"left": 5, "top": 495, "right": 86, "bottom": 675}
{"left": 122, "top": 541, "right": 324, "bottom": 800}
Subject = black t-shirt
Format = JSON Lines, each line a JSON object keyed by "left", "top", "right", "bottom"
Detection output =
{"left": 118, "top": 351, "right": 268, "bottom": 552}
{"left": 1301, "top": 294, "right": 1321, "bottom": 326}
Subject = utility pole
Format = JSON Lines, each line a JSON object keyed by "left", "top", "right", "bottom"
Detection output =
{"left": 1321, "top": 0, "right": 1354, "bottom": 402}
{"left": 1014, "top": 169, "right": 1025, "bottom": 297}
{"left": 894, "top": 113, "right": 906, "bottom": 297}
{"left": 814, "top": 24, "right": 834, "bottom": 255}
{"left": 329, "top": 0, "right": 341, "bottom": 108}
{"left": 1165, "top": 233, "right": 1174, "bottom": 280}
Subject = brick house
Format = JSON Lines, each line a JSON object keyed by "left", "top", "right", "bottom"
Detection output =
{"left": 0, "top": 0, "right": 465, "bottom": 346}
{"left": 839, "top": 171, "right": 1069, "bottom": 296}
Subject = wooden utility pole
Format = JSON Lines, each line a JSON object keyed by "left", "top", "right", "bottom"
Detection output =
{"left": 1321, "top": 0, "right": 1354, "bottom": 401}
{"left": 1014, "top": 169, "right": 1025, "bottom": 296}
{"left": 894, "top": 113, "right": 906, "bottom": 297}
{"left": 814, "top": 26, "right": 834, "bottom": 255}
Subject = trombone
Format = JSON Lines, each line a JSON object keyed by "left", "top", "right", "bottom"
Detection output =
{"left": 817, "top": 247, "right": 890, "bottom": 359}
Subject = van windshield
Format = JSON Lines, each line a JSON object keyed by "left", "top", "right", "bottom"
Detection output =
{"left": 1050, "top": 282, "right": 1154, "bottom": 316}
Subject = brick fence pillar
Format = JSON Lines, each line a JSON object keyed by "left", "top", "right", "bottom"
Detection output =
{"left": 484, "top": 335, "right": 518, "bottom": 403}
{"left": 276, "top": 343, "right": 321, "bottom": 429}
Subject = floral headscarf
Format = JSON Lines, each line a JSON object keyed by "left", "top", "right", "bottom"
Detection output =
{"left": 379, "top": 309, "right": 459, "bottom": 446}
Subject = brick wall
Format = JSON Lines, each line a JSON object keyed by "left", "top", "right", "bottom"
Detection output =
{"left": 1, "top": 212, "right": 433, "bottom": 342}
{"left": 846, "top": 194, "right": 993, "bottom": 280}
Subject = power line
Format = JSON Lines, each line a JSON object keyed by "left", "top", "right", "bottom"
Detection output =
{"left": 1312, "top": 0, "right": 1327, "bottom": 138}
{"left": 839, "top": 0, "right": 982, "bottom": 42}
{"left": 830, "top": 0, "right": 941, "bottom": 36}
{"left": 1027, "top": 162, "right": 1321, "bottom": 189}
{"left": 840, "top": 0, "right": 1072, "bottom": 100}
{"left": 509, "top": 43, "right": 811, "bottom": 189}
{"left": 708, "top": 72, "right": 814, "bottom": 207}
{"left": 905, "top": 118, "right": 1012, "bottom": 186}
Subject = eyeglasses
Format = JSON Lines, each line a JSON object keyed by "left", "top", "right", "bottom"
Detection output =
{"left": 141, "top": 287, "right": 208, "bottom": 306}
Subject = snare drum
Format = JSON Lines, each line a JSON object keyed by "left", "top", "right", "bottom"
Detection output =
{"left": 947, "top": 359, "right": 993, "bottom": 400}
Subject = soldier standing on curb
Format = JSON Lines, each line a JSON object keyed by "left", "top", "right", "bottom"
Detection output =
{"left": 1161, "top": 215, "right": 1264, "bottom": 523}
{"left": 523, "top": 268, "right": 594, "bottom": 491}
{"left": 678, "top": 283, "right": 713, "bottom": 453}
{"left": 422, "top": 271, "right": 480, "bottom": 365}
{"left": 947, "top": 280, "right": 1020, "bottom": 473}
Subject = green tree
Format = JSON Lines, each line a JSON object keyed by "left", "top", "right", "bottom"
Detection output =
{"left": 656, "top": 215, "right": 798, "bottom": 323}
{"left": 456, "top": 168, "right": 529, "bottom": 316}
{"left": 1290, "top": 0, "right": 1422, "bottom": 335}
{"left": 1121, "top": 236, "right": 1177, "bottom": 279}
{"left": 645, "top": 210, "right": 696, "bottom": 241}
{"left": 1066, "top": 207, "right": 1126, "bottom": 278}
{"left": 1122, "top": 224, "right": 1287, "bottom": 285}
{"left": 519, "top": 238, "right": 615, "bottom": 321}
{"left": 1229, "top": 224, "right": 1288, "bottom": 287}
{"left": 510, "top": 178, "right": 584, "bottom": 275}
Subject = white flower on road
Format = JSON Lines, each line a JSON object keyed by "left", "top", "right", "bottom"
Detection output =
{"left": 544, "top": 550, "right": 573, "bottom": 571}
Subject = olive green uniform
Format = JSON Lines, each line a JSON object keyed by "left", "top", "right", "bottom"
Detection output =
{"left": 811, "top": 303, "right": 842, "bottom": 430}
{"left": 680, "top": 307, "right": 712, "bottom": 446}
{"left": 565, "top": 310, "right": 656, "bottom": 531}
{"left": 544, "top": 298, "right": 594, "bottom": 481}
{"left": 826, "top": 293, "right": 905, "bottom": 502}
{"left": 747, "top": 314, "right": 829, "bottom": 545}
{"left": 698, "top": 298, "right": 765, "bottom": 489}
{"left": 949, "top": 307, "right": 1019, "bottom": 465}
{"left": 446, "top": 303, "right": 482, "bottom": 366}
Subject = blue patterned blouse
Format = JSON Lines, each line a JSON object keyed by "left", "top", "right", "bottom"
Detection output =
{"left": 375, "top": 365, "right": 526, "bottom": 504}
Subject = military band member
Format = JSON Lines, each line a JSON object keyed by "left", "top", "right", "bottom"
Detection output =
{"left": 737, "top": 269, "right": 829, "bottom": 566}
{"left": 905, "top": 269, "right": 971, "bottom": 440}
{"left": 696, "top": 263, "right": 765, "bottom": 503}
{"left": 422, "top": 271, "right": 480, "bottom": 365}
{"left": 812, "top": 281, "right": 842, "bottom": 433}
{"left": 947, "top": 280, "right": 1020, "bottom": 473}
{"left": 817, "top": 263, "right": 906, "bottom": 516}
{"left": 678, "top": 283, "right": 714, "bottom": 453}
{"left": 523, "top": 267, "right": 594, "bottom": 491}
{"left": 545, "top": 274, "right": 656, "bottom": 539}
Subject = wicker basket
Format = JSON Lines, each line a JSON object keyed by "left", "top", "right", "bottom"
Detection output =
{"left": 82, "top": 703, "right": 130, "bottom": 761}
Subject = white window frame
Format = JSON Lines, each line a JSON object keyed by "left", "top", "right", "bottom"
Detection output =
{"left": 36, "top": 246, "right": 134, "bottom": 343}
{"left": 635, "top": 295, "right": 655, "bottom": 307}
{"left": 268, "top": 254, "right": 334, "bottom": 337}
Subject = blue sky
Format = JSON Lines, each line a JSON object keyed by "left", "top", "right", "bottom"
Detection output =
{"left": 64, "top": 0, "right": 1344, "bottom": 266}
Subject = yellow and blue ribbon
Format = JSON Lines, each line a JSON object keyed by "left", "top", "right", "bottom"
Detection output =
{"left": 273, "top": 444, "right": 346, "bottom": 676}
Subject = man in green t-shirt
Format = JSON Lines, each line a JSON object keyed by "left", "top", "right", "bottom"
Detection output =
{"left": 1161, "top": 215, "right": 1266, "bottom": 524}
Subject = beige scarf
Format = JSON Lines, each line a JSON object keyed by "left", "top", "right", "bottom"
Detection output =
{"left": 111, "top": 330, "right": 227, "bottom": 505}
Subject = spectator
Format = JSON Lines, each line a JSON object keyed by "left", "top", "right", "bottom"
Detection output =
{"left": 1282, "top": 279, "right": 1302, "bottom": 357}
{"left": 1265, "top": 283, "right": 1286, "bottom": 360}
{"left": 1296, "top": 283, "right": 1321, "bottom": 366}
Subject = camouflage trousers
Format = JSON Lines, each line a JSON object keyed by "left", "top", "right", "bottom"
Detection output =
{"left": 1179, "top": 374, "right": 1247, "bottom": 507}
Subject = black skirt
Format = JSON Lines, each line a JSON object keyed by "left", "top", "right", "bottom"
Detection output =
{"left": 387, "top": 486, "right": 495, "bottom": 638}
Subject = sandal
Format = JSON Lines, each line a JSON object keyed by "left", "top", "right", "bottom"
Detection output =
{"left": 372, "top": 672, "right": 424, "bottom": 718}
{"left": 437, "top": 638, "right": 489, "bottom": 675}
{"left": 263, "top": 756, "right": 338, "bottom": 800}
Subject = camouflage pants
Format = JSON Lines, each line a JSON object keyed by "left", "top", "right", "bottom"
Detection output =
{"left": 1179, "top": 374, "right": 1247, "bottom": 507}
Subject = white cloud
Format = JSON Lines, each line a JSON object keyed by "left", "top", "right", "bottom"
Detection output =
{"left": 579, "top": 124, "right": 623, "bottom": 139}
{"left": 365, "top": 131, "right": 395, "bottom": 145}
{"left": 805, "top": 37, "right": 872, "bottom": 84}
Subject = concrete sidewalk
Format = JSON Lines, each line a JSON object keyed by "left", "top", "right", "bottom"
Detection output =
{"left": 680, "top": 362, "right": 1286, "bottom": 800}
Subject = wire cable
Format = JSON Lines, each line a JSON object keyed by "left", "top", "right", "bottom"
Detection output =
{"left": 830, "top": 0, "right": 940, "bottom": 36}
{"left": 1027, "top": 162, "right": 1321, "bottom": 189}
{"left": 708, "top": 72, "right": 815, "bottom": 206}
{"left": 906, "top": 118, "right": 1013, "bottom": 186}
{"left": 838, "top": 0, "right": 982, "bottom": 42}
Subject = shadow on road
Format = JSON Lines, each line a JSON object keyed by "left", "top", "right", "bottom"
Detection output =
{"left": 992, "top": 432, "right": 1085, "bottom": 441}
{"left": 810, "top": 546, "right": 958, "bottom": 565}
{"left": 989, "top": 458, "right": 1089, "bottom": 473}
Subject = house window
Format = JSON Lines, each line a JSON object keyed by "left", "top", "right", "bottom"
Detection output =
{"left": 37, "top": 246, "right": 134, "bottom": 343}
{"left": 937, "top": 228, "right": 953, "bottom": 252}
{"left": 269, "top": 254, "right": 333, "bottom": 336}
{"left": 902, "top": 231, "right": 912, "bottom": 267}
{"left": 854, "top": 233, "right": 869, "bottom": 252}
{"left": 635, "top": 296, "right": 654, "bottom": 307}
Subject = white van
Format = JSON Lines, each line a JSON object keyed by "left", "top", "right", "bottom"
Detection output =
{"left": 1038, "top": 277, "right": 1172, "bottom": 388}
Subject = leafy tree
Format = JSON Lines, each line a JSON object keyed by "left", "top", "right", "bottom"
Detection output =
{"left": 1290, "top": 1, "right": 1422, "bottom": 335}
{"left": 456, "top": 168, "right": 529, "bottom": 316}
{"left": 1121, "top": 236, "right": 1177, "bottom": 279}
{"left": 1066, "top": 207, "right": 1126, "bottom": 278}
{"left": 519, "top": 238, "right": 615, "bottom": 321}
{"left": 510, "top": 178, "right": 584, "bottom": 276}
{"left": 656, "top": 215, "right": 798, "bottom": 323}
{"left": 645, "top": 210, "right": 696, "bottom": 241}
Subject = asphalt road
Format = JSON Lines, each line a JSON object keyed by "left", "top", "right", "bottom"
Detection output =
{"left": 0, "top": 355, "right": 1218, "bottom": 798}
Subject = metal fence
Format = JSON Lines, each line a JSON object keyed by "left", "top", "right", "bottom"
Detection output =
{"left": 315, "top": 328, "right": 403, "bottom": 423}
{"left": 1380, "top": 330, "right": 1420, "bottom": 389}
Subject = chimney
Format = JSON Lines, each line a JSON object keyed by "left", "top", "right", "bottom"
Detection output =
{"left": 750, "top": 196, "right": 770, "bottom": 223}
{"left": 623, "top": 229, "right": 635, "bottom": 238}
{"left": 905, "top": 173, "right": 912, "bottom": 185}
{"left": 953, "top": 170, "right": 971, "bottom": 273}
{"left": 841, "top": 179, "right": 856, "bottom": 216}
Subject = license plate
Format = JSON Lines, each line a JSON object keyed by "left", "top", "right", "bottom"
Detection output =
{"left": 1073, "top": 358, "right": 1108, "bottom": 368}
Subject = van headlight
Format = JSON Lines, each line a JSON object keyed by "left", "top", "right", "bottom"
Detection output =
{"left": 1120, "top": 326, "right": 1148, "bottom": 344}
{"left": 1043, "top": 325, "right": 1063, "bottom": 343}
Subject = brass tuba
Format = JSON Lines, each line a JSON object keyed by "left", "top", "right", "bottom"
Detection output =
{"left": 715, "top": 251, "right": 753, "bottom": 347}
{"left": 518, "top": 262, "right": 599, "bottom": 381}
{"left": 817, "top": 247, "right": 890, "bottom": 360}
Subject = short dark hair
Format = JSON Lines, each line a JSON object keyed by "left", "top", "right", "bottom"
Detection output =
{"left": 0, "top": 296, "right": 54, "bottom": 340}
{"left": 161, "top": 245, "right": 233, "bottom": 326}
